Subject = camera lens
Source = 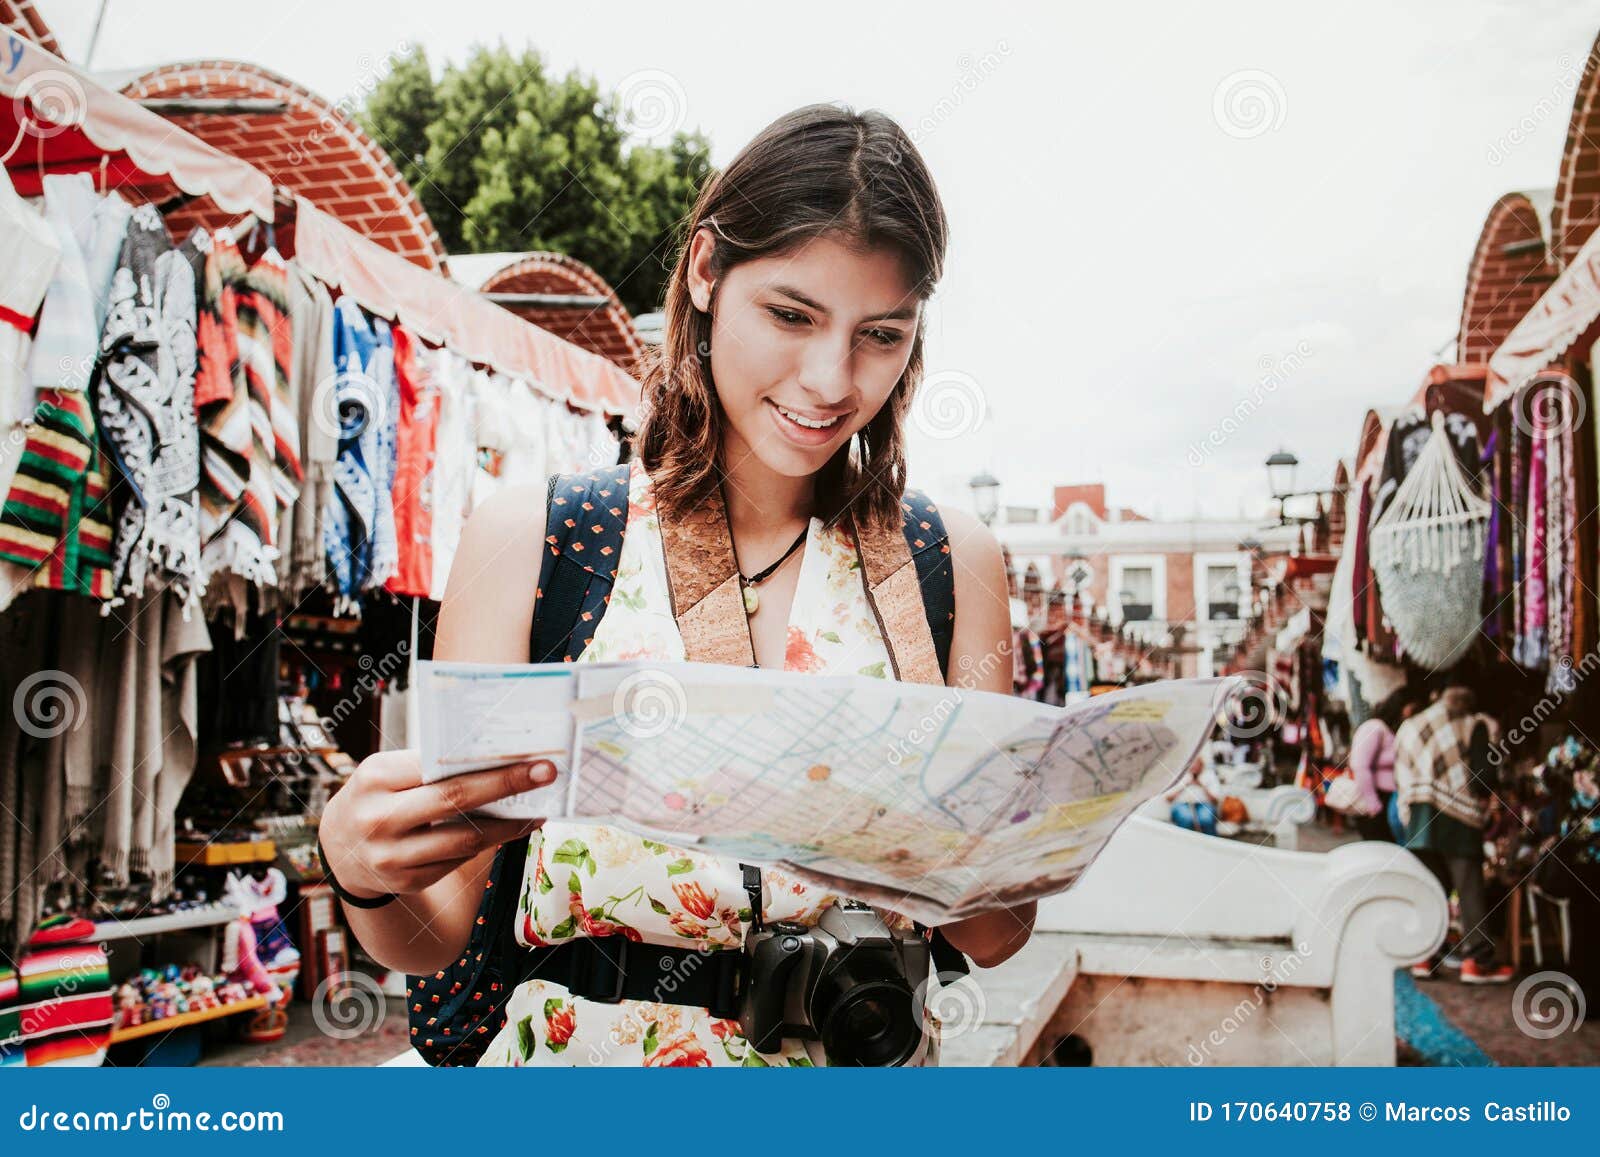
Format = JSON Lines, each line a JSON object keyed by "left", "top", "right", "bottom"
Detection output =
{"left": 842, "top": 997, "right": 891, "bottom": 1041}
{"left": 818, "top": 980, "right": 918, "bottom": 1066}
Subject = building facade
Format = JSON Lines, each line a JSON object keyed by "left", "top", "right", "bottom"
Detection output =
{"left": 996, "top": 483, "right": 1299, "bottom": 677}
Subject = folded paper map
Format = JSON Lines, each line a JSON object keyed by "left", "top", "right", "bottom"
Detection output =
{"left": 416, "top": 660, "right": 1240, "bottom": 923}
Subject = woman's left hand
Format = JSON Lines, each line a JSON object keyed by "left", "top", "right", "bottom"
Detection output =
{"left": 939, "top": 901, "right": 1038, "bottom": 969}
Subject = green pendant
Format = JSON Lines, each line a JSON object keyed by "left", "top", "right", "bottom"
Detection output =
{"left": 742, "top": 583, "right": 759, "bottom": 615}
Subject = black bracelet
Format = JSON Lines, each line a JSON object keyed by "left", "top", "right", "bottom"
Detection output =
{"left": 317, "top": 835, "right": 397, "bottom": 909}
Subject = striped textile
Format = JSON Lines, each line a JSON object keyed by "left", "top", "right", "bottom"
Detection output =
{"left": 194, "top": 231, "right": 301, "bottom": 585}
{"left": 16, "top": 942, "right": 112, "bottom": 1068}
{"left": 0, "top": 387, "right": 114, "bottom": 599}
{"left": 0, "top": 963, "right": 22, "bottom": 1067}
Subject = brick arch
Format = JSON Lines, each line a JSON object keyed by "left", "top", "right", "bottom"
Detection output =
{"left": 479, "top": 252, "right": 646, "bottom": 374}
{"left": 1457, "top": 190, "right": 1555, "bottom": 363}
{"left": 1551, "top": 33, "right": 1600, "bottom": 270}
{"left": 0, "top": 1, "right": 60, "bottom": 56}
{"left": 120, "top": 61, "right": 446, "bottom": 270}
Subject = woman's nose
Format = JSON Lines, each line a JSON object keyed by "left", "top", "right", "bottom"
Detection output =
{"left": 795, "top": 332, "right": 855, "bottom": 404}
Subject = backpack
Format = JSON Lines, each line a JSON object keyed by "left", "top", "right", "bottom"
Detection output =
{"left": 407, "top": 463, "right": 957, "bottom": 1065}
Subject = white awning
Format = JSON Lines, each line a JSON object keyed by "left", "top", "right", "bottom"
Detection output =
{"left": 0, "top": 34, "right": 272, "bottom": 218}
{"left": 1487, "top": 222, "right": 1600, "bottom": 407}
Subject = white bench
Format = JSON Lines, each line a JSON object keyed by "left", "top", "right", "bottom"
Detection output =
{"left": 1141, "top": 783, "right": 1315, "bottom": 850}
{"left": 940, "top": 814, "right": 1447, "bottom": 1066}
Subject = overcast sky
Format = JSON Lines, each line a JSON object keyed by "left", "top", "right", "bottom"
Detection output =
{"left": 36, "top": 0, "right": 1600, "bottom": 519}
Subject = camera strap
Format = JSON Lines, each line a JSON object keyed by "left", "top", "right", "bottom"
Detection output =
{"left": 915, "top": 921, "right": 971, "bottom": 978}
{"left": 510, "top": 935, "right": 746, "bottom": 1021}
{"left": 741, "top": 864, "right": 765, "bottom": 932}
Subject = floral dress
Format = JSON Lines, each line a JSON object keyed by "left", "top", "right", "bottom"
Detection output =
{"left": 477, "top": 460, "right": 934, "bottom": 1067}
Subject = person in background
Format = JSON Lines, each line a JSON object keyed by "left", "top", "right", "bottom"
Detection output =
{"left": 1348, "top": 690, "right": 1410, "bottom": 842}
{"left": 1167, "top": 755, "right": 1223, "bottom": 836}
{"left": 1394, "top": 684, "right": 1513, "bottom": 984}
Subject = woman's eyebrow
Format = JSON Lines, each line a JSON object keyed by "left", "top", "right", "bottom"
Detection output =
{"left": 771, "top": 284, "right": 917, "bottom": 322}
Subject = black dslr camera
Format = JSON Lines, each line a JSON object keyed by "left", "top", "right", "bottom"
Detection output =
{"left": 739, "top": 902, "right": 934, "bottom": 1066}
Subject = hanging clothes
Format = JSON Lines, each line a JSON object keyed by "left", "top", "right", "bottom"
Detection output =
{"left": 1519, "top": 424, "right": 1548, "bottom": 670}
{"left": 0, "top": 388, "right": 115, "bottom": 601}
{"left": 279, "top": 262, "right": 337, "bottom": 599}
{"left": 427, "top": 349, "right": 476, "bottom": 600}
{"left": 25, "top": 174, "right": 131, "bottom": 397}
{"left": 193, "top": 229, "right": 301, "bottom": 589}
{"left": 0, "top": 167, "right": 61, "bottom": 613}
{"left": 384, "top": 324, "right": 438, "bottom": 598}
{"left": 468, "top": 368, "right": 511, "bottom": 512}
{"left": 90, "top": 203, "right": 204, "bottom": 613}
{"left": 500, "top": 377, "right": 549, "bottom": 490}
{"left": 95, "top": 588, "right": 212, "bottom": 895}
{"left": 366, "top": 315, "right": 398, "bottom": 592}
{"left": 323, "top": 297, "right": 398, "bottom": 605}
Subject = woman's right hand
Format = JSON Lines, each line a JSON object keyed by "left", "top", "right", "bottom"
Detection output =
{"left": 319, "top": 749, "right": 557, "bottom": 900}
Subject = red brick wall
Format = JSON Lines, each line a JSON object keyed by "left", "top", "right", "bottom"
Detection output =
{"left": 1458, "top": 194, "right": 1555, "bottom": 363}
{"left": 1553, "top": 32, "right": 1600, "bottom": 271}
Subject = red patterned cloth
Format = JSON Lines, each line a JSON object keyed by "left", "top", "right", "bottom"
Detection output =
{"left": 385, "top": 325, "right": 438, "bottom": 598}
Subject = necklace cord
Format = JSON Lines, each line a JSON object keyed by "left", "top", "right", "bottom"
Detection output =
{"left": 737, "top": 525, "right": 810, "bottom": 586}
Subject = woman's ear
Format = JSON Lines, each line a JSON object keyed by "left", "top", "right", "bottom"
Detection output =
{"left": 685, "top": 225, "right": 716, "bottom": 313}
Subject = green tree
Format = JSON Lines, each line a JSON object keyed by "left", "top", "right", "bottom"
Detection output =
{"left": 359, "top": 44, "right": 713, "bottom": 315}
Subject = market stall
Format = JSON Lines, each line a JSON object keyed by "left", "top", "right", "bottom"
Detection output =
{"left": 0, "top": 34, "right": 637, "bottom": 1066}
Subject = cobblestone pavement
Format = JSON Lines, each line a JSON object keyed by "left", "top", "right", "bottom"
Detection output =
{"left": 200, "top": 996, "right": 412, "bottom": 1067}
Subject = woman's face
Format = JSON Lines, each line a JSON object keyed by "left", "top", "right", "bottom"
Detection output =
{"left": 687, "top": 228, "right": 921, "bottom": 479}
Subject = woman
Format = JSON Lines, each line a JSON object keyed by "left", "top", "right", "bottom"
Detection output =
{"left": 318, "top": 105, "right": 1031, "bottom": 1066}
{"left": 1165, "top": 756, "right": 1222, "bottom": 836}
{"left": 1348, "top": 690, "right": 1409, "bottom": 842}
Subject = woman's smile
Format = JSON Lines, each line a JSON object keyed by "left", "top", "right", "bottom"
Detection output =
{"left": 763, "top": 397, "right": 854, "bottom": 447}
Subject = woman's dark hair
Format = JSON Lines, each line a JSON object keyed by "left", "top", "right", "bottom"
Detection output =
{"left": 635, "top": 103, "right": 949, "bottom": 532}
{"left": 1372, "top": 690, "right": 1411, "bottom": 731}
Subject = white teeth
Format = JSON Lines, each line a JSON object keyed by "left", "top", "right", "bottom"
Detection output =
{"left": 776, "top": 405, "right": 841, "bottom": 430}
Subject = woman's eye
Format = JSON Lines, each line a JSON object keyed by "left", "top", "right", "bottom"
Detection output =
{"left": 767, "top": 307, "right": 808, "bottom": 326}
{"left": 862, "top": 328, "right": 904, "bottom": 348}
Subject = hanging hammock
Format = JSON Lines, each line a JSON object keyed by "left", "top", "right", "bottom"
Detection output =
{"left": 1369, "top": 410, "right": 1488, "bottom": 671}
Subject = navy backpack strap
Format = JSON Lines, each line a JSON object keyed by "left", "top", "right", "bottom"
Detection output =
{"left": 901, "top": 489, "right": 955, "bottom": 681}
{"left": 409, "top": 464, "right": 631, "bottom": 1065}
{"left": 530, "top": 464, "right": 631, "bottom": 662}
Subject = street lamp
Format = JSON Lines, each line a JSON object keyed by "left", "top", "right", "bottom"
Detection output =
{"left": 1265, "top": 449, "right": 1299, "bottom": 500}
{"left": 969, "top": 470, "right": 1000, "bottom": 525}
